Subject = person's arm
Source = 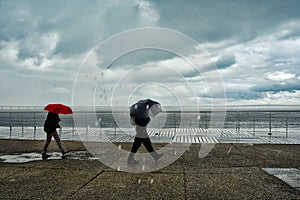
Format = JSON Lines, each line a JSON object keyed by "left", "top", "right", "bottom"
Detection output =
{"left": 130, "top": 114, "right": 136, "bottom": 126}
{"left": 56, "top": 116, "right": 61, "bottom": 128}
{"left": 50, "top": 115, "right": 60, "bottom": 128}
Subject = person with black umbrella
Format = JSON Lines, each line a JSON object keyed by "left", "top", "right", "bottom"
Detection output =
{"left": 127, "top": 99, "right": 164, "bottom": 165}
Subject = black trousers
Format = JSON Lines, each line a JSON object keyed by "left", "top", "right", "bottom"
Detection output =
{"left": 130, "top": 137, "right": 155, "bottom": 153}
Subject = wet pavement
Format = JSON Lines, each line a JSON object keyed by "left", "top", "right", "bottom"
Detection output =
{"left": 0, "top": 151, "right": 97, "bottom": 163}
{"left": 263, "top": 168, "right": 300, "bottom": 191}
{"left": 0, "top": 139, "right": 299, "bottom": 199}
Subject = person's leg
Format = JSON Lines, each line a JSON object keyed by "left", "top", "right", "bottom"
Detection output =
{"left": 142, "top": 137, "right": 155, "bottom": 152}
{"left": 142, "top": 137, "right": 164, "bottom": 161}
{"left": 136, "top": 124, "right": 161, "bottom": 160}
{"left": 42, "top": 133, "right": 52, "bottom": 153}
{"left": 42, "top": 133, "right": 52, "bottom": 159}
{"left": 130, "top": 137, "right": 143, "bottom": 153}
{"left": 52, "top": 130, "right": 67, "bottom": 154}
{"left": 128, "top": 137, "right": 142, "bottom": 164}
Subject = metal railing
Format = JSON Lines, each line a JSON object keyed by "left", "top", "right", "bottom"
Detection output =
{"left": 0, "top": 107, "right": 299, "bottom": 141}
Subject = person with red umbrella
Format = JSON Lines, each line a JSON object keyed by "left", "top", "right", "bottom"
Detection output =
{"left": 42, "top": 104, "right": 72, "bottom": 160}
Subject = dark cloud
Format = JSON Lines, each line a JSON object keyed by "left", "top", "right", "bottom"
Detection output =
{"left": 226, "top": 89, "right": 262, "bottom": 100}
{"left": 278, "top": 27, "right": 300, "bottom": 40}
{"left": 152, "top": 0, "right": 300, "bottom": 43}
{"left": 1, "top": 0, "right": 300, "bottom": 105}
{"left": 110, "top": 49, "right": 176, "bottom": 68}
{"left": 0, "top": 0, "right": 158, "bottom": 57}
{"left": 197, "top": 87, "right": 262, "bottom": 100}
{"left": 215, "top": 54, "right": 236, "bottom": 69}
{"left": 251, "top": 80, "right": 300, "bottom": 93}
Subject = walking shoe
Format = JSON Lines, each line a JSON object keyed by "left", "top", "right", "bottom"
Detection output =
{"left": 42, "top": 153, "right": 51, "bottom": 160}
{"left": 127, "top": 159, "right": 139, "bottom": 165}
{"left": 154, "top": 153, "right": 164, "bottom": 161}
{"left": 62, "top": 150, "right": 70, "bottom": 156}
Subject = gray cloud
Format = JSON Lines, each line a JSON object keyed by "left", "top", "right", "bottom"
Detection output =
{"left": 109, "top": 49, "right": 176, "bottom": 68}
{"left": 215, "top": 54, "right": 236, "bottom": 69}
{"left": 153, "top": 0, "right": 300, "bottom": 43}
{"left": 226, "top": 89, "right": 262, "bottom": 100}
{"left": 0, "top": 70, "right": 73, "bottom": 105}
{"left": 251, "top": 81, "right": 300, "bottom": 93}
{"left": 1, "top": 0, "right": 300, "bottom": 106}
{"left": 0, "top": 0, "right": 159, "bottom": 57}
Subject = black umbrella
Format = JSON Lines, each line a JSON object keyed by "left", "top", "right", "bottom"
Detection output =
{"left": 130, "top": 99, "right": 161, "bottom": 126}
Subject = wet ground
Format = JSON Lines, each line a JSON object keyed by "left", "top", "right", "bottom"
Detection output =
{"left": 263, "top": 168, "right": 300, "bottom": 191}
{"left": 0, "top": 151, "right": 97, "bottom": 163}
{"left": 0, "top": 139, "right": 299, "bottom": 199}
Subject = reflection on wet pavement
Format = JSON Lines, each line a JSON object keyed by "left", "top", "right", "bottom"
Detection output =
{"left": 0, "top": 151, "right": 98, "bottom": 163}
{"left": 263, "top": 168, "right": 300, "bottom": 191}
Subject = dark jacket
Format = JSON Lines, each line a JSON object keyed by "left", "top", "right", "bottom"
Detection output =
{"left": 44, "top": 112, "right": 60, "bottom": 134}
{"left": 131, "top": 116, "right": 150, "bottom": 127}
{"left": 130, "top": 99, "right": 160, "bottom": 127}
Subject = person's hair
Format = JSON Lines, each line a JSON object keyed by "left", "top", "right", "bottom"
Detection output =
{"left": 47, "top": 112, "right": 59, "bottom": 119}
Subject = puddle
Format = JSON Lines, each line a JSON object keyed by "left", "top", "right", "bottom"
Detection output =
{"left": 263, "top": 168, "right": 300, "bottom": 191}
{"left": 0, "top": 151, "right": 98, "bottom": 163}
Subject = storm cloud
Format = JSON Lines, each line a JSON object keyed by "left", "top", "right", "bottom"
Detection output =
{"left": 0, "top": 0, "right": 300, "bottom": 106}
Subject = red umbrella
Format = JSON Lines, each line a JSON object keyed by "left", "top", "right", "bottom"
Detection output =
{"left": 44, "top": 103, "right": 73, "bottom": 114}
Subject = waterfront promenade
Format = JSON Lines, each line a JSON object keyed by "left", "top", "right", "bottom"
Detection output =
{"left": 0, "top": 139, "right": 299, "bottom": 199}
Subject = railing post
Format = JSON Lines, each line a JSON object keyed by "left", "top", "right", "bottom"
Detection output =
{"left": 33, "top": 112, "right": 36, "bottom": 140}
{"left": 72, "top": 120, "right": 75, "bottom": 137}
{"left": 269, "top": 111, "right": 272, "bottom": 136}
{"left": 205, "top": 112, "right": 208, "bottom": 129}
{"left": 86, "top": 113, "right": 88, "bottom": 140}
{"left": 236, "top": 111, "right": 240, "bottom": 135}
{"left": 252, "top": 117, "right": 255, "bottom": 136}
{"left": 286, "top": 117, "right": 288, "bottom": 139}
{"left": 98, "top": 118, "right": 102, "bottom": 139}
{"left": 21, "top": 115, "right": 24, "bottom": 138}
{"left": 114, "top": 126, "right": 117, "bottom": 142}
{"left": 174, "top": 112, "right": 177, "bottom": 133}
{"left": 268, "top": 111, "right": 272, "bottom": 142}
{"left": 159, "top": 116, "right": 161, "bottom": 131}
{"left": 9, "top": 112, "right": 12, "bottom": 139}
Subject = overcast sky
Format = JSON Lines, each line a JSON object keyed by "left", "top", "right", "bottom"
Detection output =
{"left": 1, "top": 0, "right": 300, "bottom": 106}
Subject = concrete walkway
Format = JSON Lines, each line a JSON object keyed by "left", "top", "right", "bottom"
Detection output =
{"left": 0, "top": 139, "right": 299, "bottom": 199}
